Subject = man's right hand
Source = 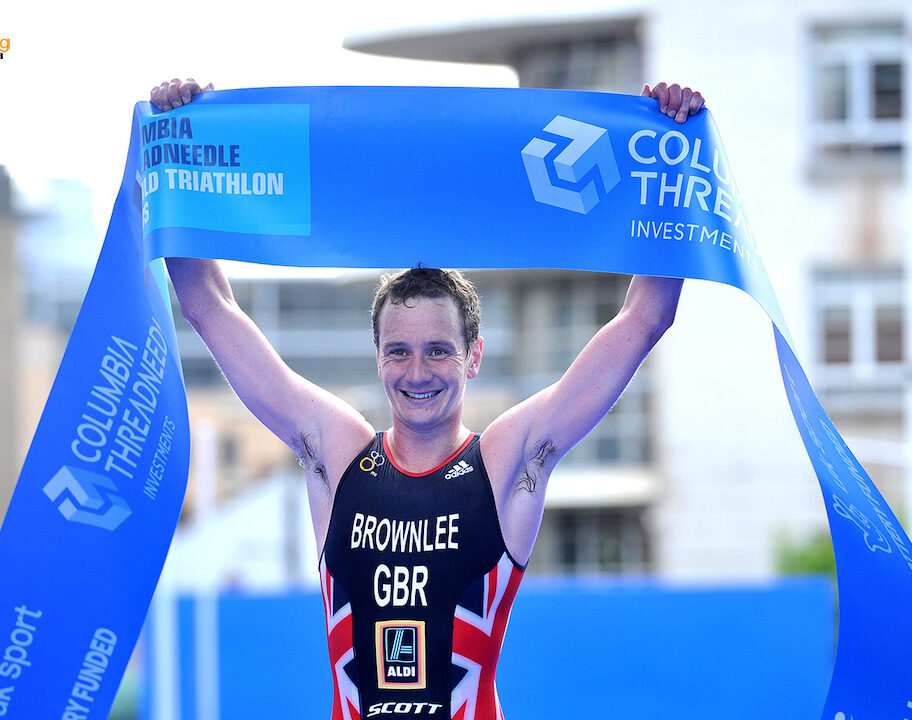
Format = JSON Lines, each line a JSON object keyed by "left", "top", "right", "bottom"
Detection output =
{"left": 150, "top": 78, "right": 213, "bottom": 112}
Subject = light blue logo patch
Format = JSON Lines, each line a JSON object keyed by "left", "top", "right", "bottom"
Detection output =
{"left": 384, "top": 627, "right": 416, "bottom": 663}
{"left": 140, "top": 103, "right": 311, "bottom": 238}
{"left": 522, "top": 115, "right": 620, "bottom": 214}
{"left": 43, "top": 466, "right": 132, "bottom": 531}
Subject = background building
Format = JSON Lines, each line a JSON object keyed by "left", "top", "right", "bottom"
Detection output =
{"left": 5, "top": 0, "right": 908, "bottom": 589}
{"left": 170, "top": 269, "right": 651, "bottom": 582}
{"left": 167, "top": 0, "right": 912, "bottom": 584}
{"left": 0, "top": 168, "right": 19, "bottom": 519}
{"left": 342, "top": 0, "right": 910, "bottom": 579}
{"left": 3, "top": 3, "right": 909, "bottom": 717}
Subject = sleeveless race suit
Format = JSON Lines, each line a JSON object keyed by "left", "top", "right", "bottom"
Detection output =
{"left": 320, "top": 432, "right": 525, "bottom": 720}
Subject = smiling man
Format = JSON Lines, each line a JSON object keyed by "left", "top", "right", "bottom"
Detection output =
{"left": 155, "top": 77, "right": 703, "bottom": 720}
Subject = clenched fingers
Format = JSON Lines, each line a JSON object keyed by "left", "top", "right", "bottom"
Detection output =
{"left": 149, "top": 78, "right": 213, "bottom": 112}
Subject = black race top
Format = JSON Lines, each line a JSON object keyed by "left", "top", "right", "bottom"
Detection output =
{"left": 320, "top": 432, "right": 525, "bottom": 720}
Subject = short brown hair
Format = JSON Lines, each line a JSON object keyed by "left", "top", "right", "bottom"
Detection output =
{"left": 371, "top": 267, "right": 481, "bottom": 350}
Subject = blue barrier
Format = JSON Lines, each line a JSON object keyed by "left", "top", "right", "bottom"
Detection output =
{"left": 143, "top": 578, "right": 834, "bottom": 720}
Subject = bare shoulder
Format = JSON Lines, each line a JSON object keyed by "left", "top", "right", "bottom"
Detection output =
{"left": 480, "top": 393, "right": 559, "bottom": 567}
{"left": 285, "top": 378, "right": 376, "bottom": 491}
{"left": 480, "top": 390, "right": 558, "bottom": 501}
{"left": 281, "top": 379, "right": 375, "bottom": 561}
{"left": 289, "top": 383, "right": 373, "bottom": 558}
{"left": 480, "top": 406, "right": 526, "bottom": 487}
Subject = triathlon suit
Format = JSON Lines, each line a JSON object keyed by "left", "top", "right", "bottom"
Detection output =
{"left": 320, "top": 432, "right": 525, "bottom": 720}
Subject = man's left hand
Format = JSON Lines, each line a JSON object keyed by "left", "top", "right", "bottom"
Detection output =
{"left": 641, "top": 82, "right": 705, "bottom": 124}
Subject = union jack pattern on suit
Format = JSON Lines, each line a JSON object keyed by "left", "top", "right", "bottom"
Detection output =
{"left": 321, "top": 433, "right": 527, "bottom": 719}
{"left": 451, "top": 553, "right": 524, "bottom": 720}
{"left": 321, "top": 556, "right": 361, "bottom": 720}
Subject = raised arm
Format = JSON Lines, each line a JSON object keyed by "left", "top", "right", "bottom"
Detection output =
{"left": 152, "top": 80, "right": 374, "bottom": 491}
{"left": 166, "top": 258, "right": 371, "bottom": 453}
{"left": 483, "top": 82, "right": 702, "bottom": 564}
{"left": 166, "top": 256, "right": 373, "bottom": 555}
{"left": 483, "top": 275, "right": 682, "bottom": 563}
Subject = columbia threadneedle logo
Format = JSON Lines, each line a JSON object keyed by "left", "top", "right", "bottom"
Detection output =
{"left": 43, "top": 466, "right": 132, "bottom": 531}
{"left": 521, "top": 115, "right": 620, "bottom": 214}
{"left": 445, "top": 460, "right": 474, "bottom": 479}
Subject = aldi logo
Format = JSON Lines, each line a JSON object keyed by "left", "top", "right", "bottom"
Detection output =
{"left": 375, "top": 620, "right": 426, "bottom": 690}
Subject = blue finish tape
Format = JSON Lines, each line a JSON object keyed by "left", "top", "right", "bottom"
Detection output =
{"left": 0, "top": 86, "right": 909, "bottom": 719}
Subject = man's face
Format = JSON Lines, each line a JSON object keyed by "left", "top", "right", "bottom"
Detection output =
{"left": 376, "top": 295, "right": 482, "bottom": 432}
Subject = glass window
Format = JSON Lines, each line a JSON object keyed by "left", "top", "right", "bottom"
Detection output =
{"left": 596, "top": 435, "right": 621, "bottom": 462}
{"left": 597, "top": 527, "right": 623, "bottom": 569}
{"left": 809, "top": 23, "right": 904, "bottom": 167}
{"left": 875, "top": 305, "right": 903, "bottom": 362}
{"left": 812, "top": 267, "right": 905, "bottom": 414}
{"left": 221, "top": 434, "right": 238, "bottom": 466}
{"left": 533, "top": 507, "right": 650, "bottom": 575}
{"left": 512, "top": 22, "right": 642, "bottom": 92}
{"left": 232, "top": 282, "right": 254, "bottom": 315}
{"left": 823, "top": 307, "right": 852, "bottom": 363}
{"left": 557, "top": 513, "right": 580, "bottom": 567}
{"left": 595, "top": 275, "right": 628, "bottom": 325}
{"left": 872, "top": 62, "right": 902, "bottom": 119}
{"left": 181, "top": 357, "right": 223, "bottom": 386}
{"left": 819, "top": 64, "right": 848, "bottom": 121}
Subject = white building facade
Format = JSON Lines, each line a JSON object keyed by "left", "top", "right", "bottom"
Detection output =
{"left": 45, "top": 0, "right": 905, "bottom": 589}
{"left": 339, "top": 0, "right": 911, "bottom": 579}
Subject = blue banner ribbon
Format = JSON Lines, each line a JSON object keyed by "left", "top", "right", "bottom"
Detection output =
{"left": 0, "top": 86, "right": 910, "bottom": 718}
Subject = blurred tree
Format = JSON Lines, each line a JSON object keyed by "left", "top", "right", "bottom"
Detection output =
{"left": 775, "top": 531, "right": 836, "bottom": 578}
{"left": 108, "top": 670, "right": 138, "bottom": 720}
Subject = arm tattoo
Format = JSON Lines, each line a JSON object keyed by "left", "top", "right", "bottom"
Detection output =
{"left": 515, "top": 440, "right": 556, "bottom": 495}
{"left": 294, "top": 433, "right": 328, "bottom": 485}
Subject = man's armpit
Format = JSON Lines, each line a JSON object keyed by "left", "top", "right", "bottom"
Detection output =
{"left": 514, "top": 439, "right": 556, "bottom": 495}
{"left": 293, "top": 432, "right": 328, "bottom": 485}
